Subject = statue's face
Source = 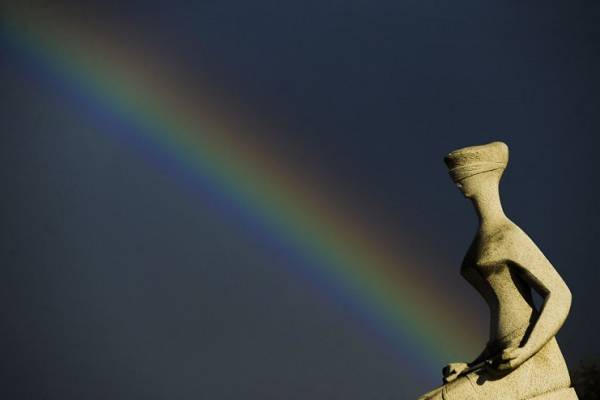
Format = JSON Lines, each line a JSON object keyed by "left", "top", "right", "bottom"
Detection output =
{"left": 453, "top": 171, "right": 500, "bottom": 198}
{"left": 455, "top": 179, "right": 475, "bottom": 198}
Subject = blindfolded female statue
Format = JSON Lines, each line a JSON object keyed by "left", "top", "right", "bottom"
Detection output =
{"left": 419, "top": 142, "right": 577, "bottom": 399}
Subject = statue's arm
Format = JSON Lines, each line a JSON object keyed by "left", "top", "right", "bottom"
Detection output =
{"left": 443, "top": 344, "right": 494, "bottom": 382}
{"left": 500, "top": 231, "right": 572, "bottom": 369}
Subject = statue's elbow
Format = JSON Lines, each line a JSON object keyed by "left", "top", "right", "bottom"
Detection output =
{"left": 552, "top": 286, "right": 572, "bottom": 321}
{"left": 562, "top": 286, "right": 572, "bottom": 316}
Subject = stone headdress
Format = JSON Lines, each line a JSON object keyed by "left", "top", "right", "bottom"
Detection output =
{"left": 444, "top": 141, "right": 509, "bottom": 182}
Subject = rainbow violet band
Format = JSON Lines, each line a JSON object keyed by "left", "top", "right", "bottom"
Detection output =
{"left": 1, "top": 5, "right": 483, "bottom": 376}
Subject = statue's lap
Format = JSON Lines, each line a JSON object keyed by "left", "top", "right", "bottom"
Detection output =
{"left": 419, "top": 338, "right": 575, "bottom": 399}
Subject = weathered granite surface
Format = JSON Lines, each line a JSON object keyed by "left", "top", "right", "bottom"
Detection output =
{"left": 418, "top": 142, "right": 577, "bottom": 399}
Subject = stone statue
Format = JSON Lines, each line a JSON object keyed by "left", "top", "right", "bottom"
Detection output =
{"left": 418, "top": 142, "right": 577, "bottom": 399}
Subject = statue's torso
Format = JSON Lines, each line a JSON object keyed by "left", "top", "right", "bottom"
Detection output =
{"left": 460, "top": 222, "right": 537, "bottom": 344}
{"left": 420, "top": 220, "right": 574, "bottom": 400}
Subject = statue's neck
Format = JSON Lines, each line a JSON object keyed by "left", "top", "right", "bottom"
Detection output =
{"left": 471, "top": 185, "right": 507, "bottom": 229}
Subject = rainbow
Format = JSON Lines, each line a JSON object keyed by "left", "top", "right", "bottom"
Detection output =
{"left": 1, "top": 5, "right": 483, "bottom": 380}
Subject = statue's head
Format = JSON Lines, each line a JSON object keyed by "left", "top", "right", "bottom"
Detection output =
{"left": 444, "top": 141, "right": 509, "bottom": 198}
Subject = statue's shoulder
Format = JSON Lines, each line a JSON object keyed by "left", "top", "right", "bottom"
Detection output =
{"left": 485, "top": 220, "right": 543, "bottom": 265}
{"left": 480, "top": 220, "right": 535, "bottom": 263}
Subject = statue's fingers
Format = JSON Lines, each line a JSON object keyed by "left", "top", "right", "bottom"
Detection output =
{"left": 501, "top": 349, "right": 518, "bottom": 360}
{"left": 495, "top": 359, "right": 514, "bottom": 371}
{"left": 442, "top": 365, "right": 456, "bottom": 376}
{"left": 443, "top": 373, "right": 457, "bottom": 384}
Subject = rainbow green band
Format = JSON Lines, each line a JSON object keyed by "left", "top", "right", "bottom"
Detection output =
{"left": 1, "top": 5, "right": 483, "bottom": 377}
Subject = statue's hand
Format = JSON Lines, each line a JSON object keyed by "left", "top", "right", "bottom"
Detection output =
{"left": 442, "top": 362, "right": 469, "bottom": 383}
{"left": 493, "top": 347, "right": 528, "bottom": 371}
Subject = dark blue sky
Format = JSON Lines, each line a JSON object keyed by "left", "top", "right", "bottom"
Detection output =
{"left": 1, "top": 1, "right": 599, "bottom": 398}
